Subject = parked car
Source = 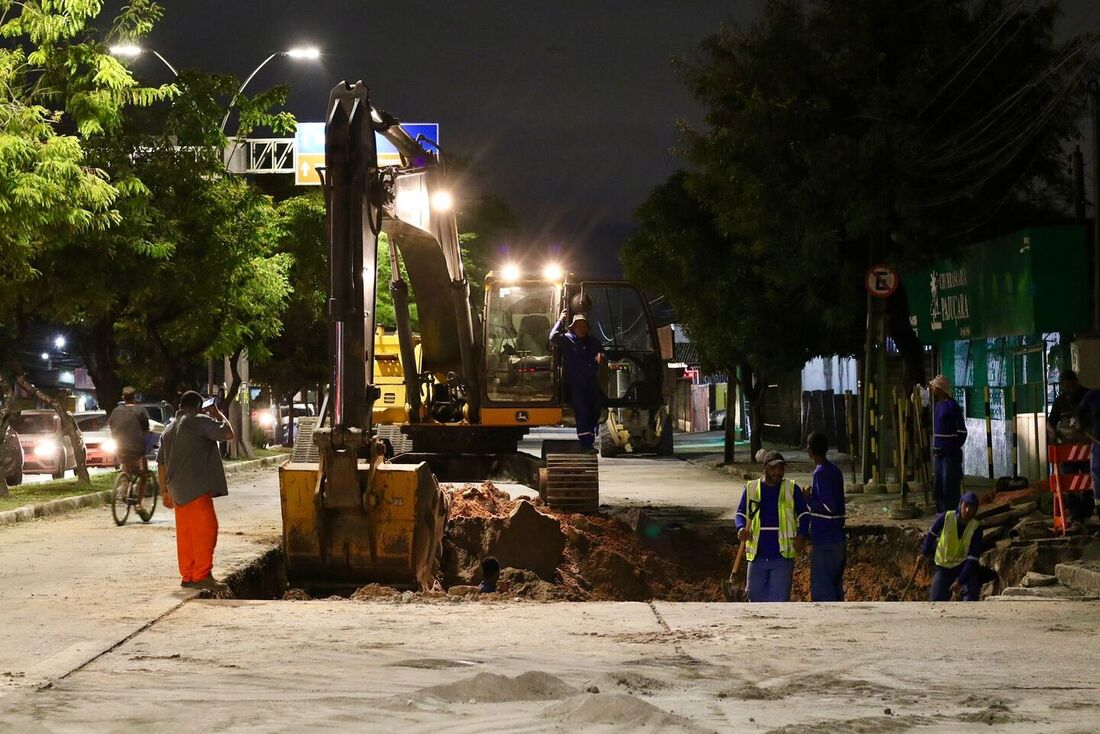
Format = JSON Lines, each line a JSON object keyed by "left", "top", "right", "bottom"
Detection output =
{"left": 139, "top": 400, "right": 175, "bottom": 425}
{"left": 3, "top": 424, "right": 23, "bottom": 486}
{"left": 709, "top": 409, "right": 727, "bottom": 431}
{"left": 259, "top": 403, "right": 317, "bottom": 445}
{"left": 76, "top": 411, "right": 166, "bottom": 468}
{"left": 13, "top": 410, "right": 77, "bottom": 479}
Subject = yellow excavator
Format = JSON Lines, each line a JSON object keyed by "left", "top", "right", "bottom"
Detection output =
{"left": 279, "top": 81, "right": 671, "bottom": 590}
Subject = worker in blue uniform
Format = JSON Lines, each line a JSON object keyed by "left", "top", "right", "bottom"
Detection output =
{"left": 549, "top": 310, "right": 604, "bottom": 450}
{"left": 930, "top": 374, "right": 968, "bottom": 513}
{"left": 805, "top": 432, "right": 846, "bottom": 601}
{"left": 735, "top": 450, "right": 811, "bottom": 602}
{"left": 922, "top": 491, "right": 984, "bottom": 601}
{"left": 1076, "top": 387, "right": 1100, "bottom": 523}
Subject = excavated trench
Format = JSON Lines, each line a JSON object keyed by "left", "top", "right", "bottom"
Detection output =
{"left": 227, "top": 483, "right": 934, "bottom": 603}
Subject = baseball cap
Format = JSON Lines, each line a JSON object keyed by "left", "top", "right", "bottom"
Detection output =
{"left": 570, "top": 314, "right": 589, "bottom": 326}
{"left": 759, "top": 450, "right": 786, "bottom": 467}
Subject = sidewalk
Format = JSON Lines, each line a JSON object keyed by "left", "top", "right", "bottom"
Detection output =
{"left": 0, "top": 454, "right": 286, "bottom": 527}
{"left": 0, "top": 467, "right": 282, "bottom": 702}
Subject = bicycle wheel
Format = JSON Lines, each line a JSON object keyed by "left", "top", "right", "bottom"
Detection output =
{"left": 136, "top": 472, "right": 158, "bottom": 523}
{"left": 111, "top": 473, "right": 132, "bottom": 526}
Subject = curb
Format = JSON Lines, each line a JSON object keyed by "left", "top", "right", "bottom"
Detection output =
{"left": 0, "top": 454, "right": 287, "bottom": 528}
{"left": 0, "top": 489, "right": 113, "bottom": 527}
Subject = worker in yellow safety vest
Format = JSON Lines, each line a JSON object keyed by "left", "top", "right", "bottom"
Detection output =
{"left": 921, "top": 491, "right": 985, "bottom": 601}
{"left": 735, "top": 450, "right": 811, "bottom": 602}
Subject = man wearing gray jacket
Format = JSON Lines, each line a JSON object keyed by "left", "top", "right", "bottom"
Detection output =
{"left": 157, "top": 391, "right": 234, "bottom": 590}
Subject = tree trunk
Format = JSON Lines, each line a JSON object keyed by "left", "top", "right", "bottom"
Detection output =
{"left": 0, "top": 373, "right": 14, "bottom": 497}
{"left": 886, "top": 282, "right": 926, "bottom": 389}
{"left": 12, "top": 368, "right": 91, "bottom": 485}
{"left": 723, "top": 364, "right": 737, "bottom": 465}
{"left": 83, "top": 317, "right": 123, "bottom": 413}
{"left": 739, "top": 363, "right": 766, "bottom": 457}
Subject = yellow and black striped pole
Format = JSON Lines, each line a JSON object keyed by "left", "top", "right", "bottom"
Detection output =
{"left": 983, "top": 385, "right": 995, "bottom": 485}
{"left": 869, "top": 382, "right": 879, "bottom": 487}
{"left": 1010, "top": 385, "right": 1019, "bottom": 478}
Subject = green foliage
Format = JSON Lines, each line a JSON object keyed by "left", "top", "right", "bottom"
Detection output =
{"left": 627, "top": 0, "right": 1092, "bottom": 380}
{"left": 0, "top": 0, "right": 173, "bottom": 333}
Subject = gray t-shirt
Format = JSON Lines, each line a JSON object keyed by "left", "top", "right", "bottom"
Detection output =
{"left": 108, "top": 403, "right": 150, "bottom": 454}
{"left": 157, "top": 410, "right": 232, "bottom": 506}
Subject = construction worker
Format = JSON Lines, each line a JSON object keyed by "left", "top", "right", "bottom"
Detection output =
{"left": 157, "top": 391, "right": 234, "bottom": 591}
{"left": 805, "top": 432, "right": 846, "bottom": 601}
{"left": 735, "top": 450, "right": 810, "bottom": 602}
{"left": 1049, "top": 370, "right": 1090, "bottom": 524}
{"left": 922, "top": 491, "right": 984, "bottom": 601}
{"left": 550, "top": 310, "right": 605, "bottom": 450}
{"left": 929, "top": 374, "right": 967, "bottom": 513}
{"left": 1076, "top": 387, "right": 1100, "bottom": 523}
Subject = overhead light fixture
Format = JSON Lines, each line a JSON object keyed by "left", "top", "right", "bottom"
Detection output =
{"left": 501, "top": 263, "right": 521, "bottom": 282}
{"left": 286, "top": 47, "right": 321, "bottom": 60}
{"left": 542, "top": 263, "right": 564, "bottom": 281}
{"left": 54, "top": 335, "right": 66, "bottom": 349}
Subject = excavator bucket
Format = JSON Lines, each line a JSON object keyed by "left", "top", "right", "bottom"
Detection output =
{"left": 279, "top": 459, "right": 449, "bottom": 590}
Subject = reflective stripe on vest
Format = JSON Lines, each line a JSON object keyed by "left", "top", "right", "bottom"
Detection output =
{"left": 934, "top": 511, "right": 977, "bottom": 569}
{"left": 745, "top": 478, "right": 797, "bottom": 562}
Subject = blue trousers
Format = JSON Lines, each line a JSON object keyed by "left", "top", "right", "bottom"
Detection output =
{"left": 810, "top": 541, "right": 846, "bottom": 602}
{"left": 934, "top": 450, "right": 963, "bottom": 513}
{"left": 746, "top": 556, "right": 794, "bottom": 602}
{"left": 572, "top": 387, "right": 601, "bottom": 449}
{"left": 929, "top": 564, "right": 981, "bottom": 602}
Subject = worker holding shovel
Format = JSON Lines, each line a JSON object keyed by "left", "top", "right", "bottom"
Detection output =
{"left": 734, "top": 450, "right": 811, "bottom": 602}
{"left": 921, "top": 491, "right": 984, "bottom": 601}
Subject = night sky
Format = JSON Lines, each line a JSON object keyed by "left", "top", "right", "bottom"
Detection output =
{"left": 142, "top": 1, "right": 1096, "bottom": 276}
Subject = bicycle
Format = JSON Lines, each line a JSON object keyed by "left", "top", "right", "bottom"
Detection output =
{"left": 111, "top": 466, "right": 158, "bottom": 526}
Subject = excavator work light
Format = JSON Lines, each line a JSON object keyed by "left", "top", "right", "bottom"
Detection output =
{"left": 430, "top": 191, "right": 454, "bottom": 212}
{"left": 501, "top": 263, "right": 521, "bottom": 282}
{"left": 542, "top": 263, "right": 564, "bottom": 281}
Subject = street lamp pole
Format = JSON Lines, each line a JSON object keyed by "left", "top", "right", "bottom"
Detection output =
{"left": 219, "top": 47, "right": 320, "bottom": 135}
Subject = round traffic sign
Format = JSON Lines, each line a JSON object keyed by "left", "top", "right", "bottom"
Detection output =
{"left": 865, "top": 264, "right": 899, "bottom": 298}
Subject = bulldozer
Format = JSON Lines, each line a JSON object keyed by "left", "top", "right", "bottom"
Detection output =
{"left": 279, "top": 80, "right": 671, "bottom": 589}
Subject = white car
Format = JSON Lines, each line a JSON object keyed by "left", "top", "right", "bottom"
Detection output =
{"left": 13, "top": 410, "right": 77, "bottom": 479}
{"left": 75, "top": 411, "right": 165, "bottom": 468}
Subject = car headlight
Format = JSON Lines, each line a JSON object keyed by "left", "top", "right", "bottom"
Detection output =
{"left": 102, "top": 438, "right": 118, "bottom": 454}
{"left": 34, "top": 438, "right": 58, "bottom": 457}
{"left": 259, "top": 413, "right": 275, "bottom": 428}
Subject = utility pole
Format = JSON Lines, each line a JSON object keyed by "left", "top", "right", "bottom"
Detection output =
{"left": 1089, "top": 80, "right": 1100, "bottom": 334}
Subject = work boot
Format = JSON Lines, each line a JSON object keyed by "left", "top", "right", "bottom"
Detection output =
{"left": 190, "top": 575, "right": 225, "bottom": 591}
{"left": 180, "top": 579, "right": 195, "bottom": 588}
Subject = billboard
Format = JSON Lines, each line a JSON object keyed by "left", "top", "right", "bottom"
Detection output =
{"left": 294, "top": 122, "right": 440, "bottom": 186}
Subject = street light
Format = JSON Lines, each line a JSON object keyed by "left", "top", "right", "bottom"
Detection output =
{"left": 53, "top": 335, "right": 66, "bottom": 350}
{"left": 219, "top": 47, "right": 321, "bottom": 134}
{"left": 109, "top": 44, "right": 179, "bottom": 77}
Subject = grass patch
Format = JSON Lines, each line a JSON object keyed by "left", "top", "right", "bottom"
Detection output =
{"left": 0, "top": 472, "right": 117, "bottom": 513}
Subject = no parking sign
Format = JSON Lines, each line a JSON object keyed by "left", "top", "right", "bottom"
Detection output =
{"left": 865, "top": 264, "right": 899, "bottom": 298}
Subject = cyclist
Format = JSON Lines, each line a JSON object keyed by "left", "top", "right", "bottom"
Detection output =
{"left": 108, "top": 386, "right": 151, "bottom": 480}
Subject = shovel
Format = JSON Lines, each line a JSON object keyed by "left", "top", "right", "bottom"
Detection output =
{"left": 720, "top": 538, "right": 748, "bottom": 602}
{"left": 901, "top": 553, "right": 924, "bottom": 601}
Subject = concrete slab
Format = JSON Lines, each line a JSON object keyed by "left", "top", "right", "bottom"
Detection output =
{"left": 0, "top": 469, "right": 281, "bottom": 700}
{"left": 1, "top": 600, "right": 1098, "bottom": 732}
{"left": 1056, "top": 560, "right": 1100, "bottom": 595}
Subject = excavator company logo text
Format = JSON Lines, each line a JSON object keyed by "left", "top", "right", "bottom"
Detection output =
{"left": 515, "top": 410, "right": 529, "bottom": 422}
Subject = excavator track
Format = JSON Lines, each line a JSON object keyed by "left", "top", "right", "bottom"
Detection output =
{"left": 541, "top": 453, "right": 600, "bottom": 513}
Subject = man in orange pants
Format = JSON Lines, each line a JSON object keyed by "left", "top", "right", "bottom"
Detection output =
{"left": 157, "top": 390, "right": 234, "bottom": 590}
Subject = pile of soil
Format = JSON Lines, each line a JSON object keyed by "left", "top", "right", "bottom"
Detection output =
{"left": 293, "top": 482, "right": 935, "bottom": 603}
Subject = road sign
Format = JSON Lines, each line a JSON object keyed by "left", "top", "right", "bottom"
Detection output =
{"left": 294, "top": 122, "right": 440, "bottom": 186}
{"left": 865, "top": 264, "right": 899, "bottom": 298}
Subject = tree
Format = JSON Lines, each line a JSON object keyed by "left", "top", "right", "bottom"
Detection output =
{"left": 626, "top": 0, "right": 1093, "bottom": 455}
{"left": 0, "top": 0, "right": 173, "bottom": 487}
